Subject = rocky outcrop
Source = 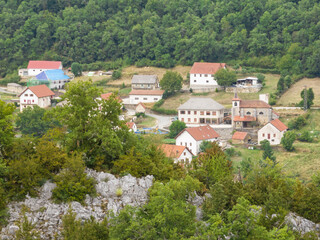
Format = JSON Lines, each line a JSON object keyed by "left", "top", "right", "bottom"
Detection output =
{"left": 285, "top": 212, "right": 320, "bottom": 236}
{"left": 1, "top": 170, "right": 153, "bottom": 240}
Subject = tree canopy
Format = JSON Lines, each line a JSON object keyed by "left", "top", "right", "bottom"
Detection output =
{"left": 160, "top": 71, "right": 183, "bottom": 94}
{"left": 214, "top": 68, "right": 237, "bottom": 87}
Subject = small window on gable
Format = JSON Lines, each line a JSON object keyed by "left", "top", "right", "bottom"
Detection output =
{"left": 30, "top": 94, "right": 33, "bottom": 97}
{"left": 234, "top": 102, "right": 237, "bottom": 106}
{"left": 246, "top": 111, "right": 251, "bottom": 115}
{"left": 184, "top": 152, "right": 186, "bottom": 156}
{"left": 259, "top": 112, "right": 263, "bottom": 115}
{"left": 24, "top": 94, "right": 28, "bottom": 96}
{"left": 263, "top": 133, "right": 265, "bottom": 137}
{"left": 273, "top": 134, "right": 276, "bottom": 137}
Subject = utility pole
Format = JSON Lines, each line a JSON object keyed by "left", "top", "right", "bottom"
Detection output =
{"left": 304, "top": 85, "right": 307, "bottom": 111}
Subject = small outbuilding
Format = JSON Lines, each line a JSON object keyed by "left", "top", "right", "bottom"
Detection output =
{"left": 135, "top": 102, "right": 146, "bottom": 114}
{"left": 232, "top": 131, "right": 251, "bottom": 144}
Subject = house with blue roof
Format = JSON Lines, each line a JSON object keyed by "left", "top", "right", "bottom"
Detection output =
{"left": 34, "top": 69, "right": 70, "bottom": 89}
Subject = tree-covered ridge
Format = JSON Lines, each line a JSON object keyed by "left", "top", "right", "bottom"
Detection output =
{"left": 0, "top": 0, "right": 320, "bottom": 77}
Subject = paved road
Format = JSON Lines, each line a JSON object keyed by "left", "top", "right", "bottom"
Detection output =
{"left": 146, "top": 113, "right": 175, "bottom": 130}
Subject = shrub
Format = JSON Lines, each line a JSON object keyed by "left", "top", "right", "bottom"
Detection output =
{"left": 288, "top": 115, "right": 307, "bottom": 130}
{"left": 116, "top": 188, "right": 123, "bottom": 197}
{"left": 52, "top": 155, "right": 96, "bottom": 203}
{"left": 298, "top": 131, "right": 313, "bottom": 142}
{"left": 112, "top": 70, "right": 122, "bottom": 80}
{"left": 0, "top": 74, "right": 20, "bottom": 86}
{"left": 281, "top": 131, "right": 296, "bottom": 151}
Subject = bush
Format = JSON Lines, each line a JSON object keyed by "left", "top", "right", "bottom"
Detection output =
{"left": 52, "top": 155, "right": 96, "bottom": 203}
{"left": 112, "top": 70, "right": 122, "bottom": 80}
{"left": 0, "top": 74, "right": 20, "bottom": 86}
{"left": 288, "top": 115, "right": 307, "bottom": 130}
{"left": 298, "top": 131, "right": 313, "bottom": 142}
{"left": 281, "top": 131, "right": 296, "bottom": 151}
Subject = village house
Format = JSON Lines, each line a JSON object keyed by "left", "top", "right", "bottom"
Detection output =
{"left": 178, "top": 97, "right": 225, "bottom": 126}
{"left": 189, "top": 62, "right": 226, "bottom": 89}
{"left": 126, "top": 122, "right": 137, "bottom": 132}
{"left": 131, "top": 75, "right": 159, "bottom": 90}
{"left": 135, "top": 102, "right": 146, "bottom": 114}
{"left": 231, "top": 93, "right": 278, "bottom": 129}
{"left": 232, "top": 131, "right": 252, "bottom": 144}
{"left": 33, "top": 69, "right": 70, "bottom": 89}
{"left": 129, "top": 90, "right": 164, "bottom": 104}
{"left": 175, "top": 125, "right": 220, "bottom": 155}
{"left": 18, "top": 84, "right": 55, "bottom": 111}
{"left": 160, "top": 144, "right": 193, "bottom": 165}
{"left": 19, "top": 61, "right": 63, "bottom": 77}
{"left": 258, "top": 119, "right": 288, "bottom": 145}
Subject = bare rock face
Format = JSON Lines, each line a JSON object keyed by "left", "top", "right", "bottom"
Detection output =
{"left": 285, "top": 212, "right": 320, "bottom": 237}
{"left": 0, "top": 170, "right": 154, "bottom": 240}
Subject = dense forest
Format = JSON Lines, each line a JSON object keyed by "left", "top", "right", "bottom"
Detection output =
{"left": 1, "top": 0, "right": 320, "bottom": 77}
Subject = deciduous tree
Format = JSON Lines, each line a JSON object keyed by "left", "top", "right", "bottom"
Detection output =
{"left": 214, "top": 68, "right": 237, "bottom": 87}
{"left": 160, "top": 71, "right": 183, "bottom": 94}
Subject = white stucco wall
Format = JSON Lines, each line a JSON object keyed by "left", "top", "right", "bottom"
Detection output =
{"left": 177, "top": 149, "right": 193, "bottom": 164}
{"left": 20, "top": 89, "right": 51, "bottom": 111}
{"left": 178, "top": 109, "right": 224, "bottom": 124}
{"left": 129, "top": 94, "right": 162, "bottom": 104}
{"left": 190, "top": 73, "right": 218, "bottom": 87}
{"left": 258, "top": 124, "right": 285, "bottom": 145}
{"left": 27, "top": 65, "right": 63, "bottom": 76}
{"left": 50, "top": 80, "right": 70, "bottom": 89}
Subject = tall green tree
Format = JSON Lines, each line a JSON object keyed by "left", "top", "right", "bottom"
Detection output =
{"left": 160, "top": 71, "right": 183, "bottom": 94}
{"left": 71, "top": 62, "right": 82, "bottom": 77}
{"left": 281, "top": 131, "right": 296, "bottom": 152}
{"left": 299, "top": 88, "right": 314, "bottom": 109}
{"left": 168, "top": 120, "right": 186, "bottom": 138}
{"left": 214, "top": 68, "right": 237, "bottom": 87}
{"left": 0, "top": 101, "right": 15, "bottom": 158}
{"left": 260, "top": 140, "right": 276, "bottom": 165}
{"left": 16, "top": 106, "right": 60, "bottom": 137}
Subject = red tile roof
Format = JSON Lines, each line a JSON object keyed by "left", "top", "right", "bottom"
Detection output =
{"left": 233, "top": 116, "right": 256, "bottom": 122}
{"left": 270, "top": 119, "right": 288, "bottom": 132}
{"left": 27, "top": 61, "right": 62, "bottom": 69}
{"left": 126, "top": 122, "right": 136, "bottom": 129}
{"left": 129, "top": 90, "right": 164, "bottom": 96}
{"left": 240, "top": 100, "right": 270, "bottom": 108}
{"left": 136, "top": 102, "right": 146, "bottom": 108}
{"left": 101, "top": 93, "right": 122, "bottom": 102}
{"left": 232, "top": 131, "right": 248, "bottom": 140}
{"left": 19, "top": 85, "right": 55, "bottom": 98}
{"left": 176, "top": 125, "right": 220, "bottom": 141}
{"left": 160, "top": 144, "right": 193, "bottom": 158}
{"left": 190, "top": 62, "right": 226, "bottom": 74}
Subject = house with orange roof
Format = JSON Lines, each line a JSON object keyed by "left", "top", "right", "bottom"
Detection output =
{"left": 189, "top": 62, "right": 226, "bottom": 88}
{"left": 258, "top": 119, "right": 288, "bottom": 145}
{"left": 232, "top": 131, "right": 252, "bottom": 144}
{"left": 129, "top": 90, "right": 164, "bottom": 104}
{"left": 175, "top": 125, "right": 220, "bottom": 155}
{"left": 231, "top": 93, "right": 278, "bottom": 129}
{"left": 19, "top": 60, "right": 63, "bottom": 77}
{"left": 160, "top": 144, "right": 193, "bottom": 164}
{"left": 126, "top": 122, "right": 137, "bottom": 132}
{"left": 18, "top": 85, "right": 55, "bottom": 111}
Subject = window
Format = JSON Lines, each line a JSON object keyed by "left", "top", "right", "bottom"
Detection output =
{"left": 206, "top": 119, "right": 210, "bottom": 124}
{"left": 143, "top": 98, "right": 147, "bottom": 100}
{"left": 184, "top": 152, "right": 186, "bottom": 156}
{"left": 181, "top": 118, "right": 184, "bottom": 122}
{"left": 200, "top": 111, "right": 204, "bottom": 115}
{"left": 204, "top": 74, "right": 208, "bottom": 77}
{"left": 154, "top": 98, "right": 158, "bottom": 100}
{"left": 206, "top": 111, "right": 210, "bottom": 115}
{"left": 180, "top": 111, "right": 185, "bottom": 114}
{"left": 194, "top": 80, "right": 197, "bottom": 83}
{"left": 180, "top": 142, "right": 182, "bottom": 145}
{"left": 188, "top": 111, "right": 191, "bottom": 114}
{"left": 263, "top": 133, "right": 265, "bottom": 137}
{"left": 268, "top": 134, "right": 270, "bottom": 139}
{"left": 194, "top": 111, "right": 197, "bottom": 114}
{"left": 246, "top": 111, "right": 251, "bottom": 115}
{"left": 24, "top": 100, "right": 26, "bottom": 102}
{"left": 273, "top": 134, "right": 276, "bottom": 137}
{"left": 212, "top": 111, "right": 216, "bottom": 116}
{"left": 206, "top": 80, "right": 209, "bottom": 83}
{"left": 32, "top": 100, "right": 34, "bottom": 103}
{"left": 30, "top": 94, "right": 33, "bottom": 97}
{"left": 200, "top": 74, "right": 202, "bottom": 77}
{"left": 135, "top": 97, "right": 139, "bottom": 100}
{"left": 24, "top": 94, "right": 28, "bottom": 96}
{"left": 188, "top": 118, "right": 191, "bottom": 122}
{"left": 185, "top": 143, "right": 187, "bottom": 146}
{"left": 194, "top": 118, "right": 197, "bottom": 122}
{"left": 259, "top": 112, "right": 264, "bottom": 115}
{"left": 186, "top": 159, "right": 189, "bottom": 164}
{"left": 190, "top": 143, "right": 192, "bottom": 146}
{"left": 234, "top": 102, "right": 237, "bottom": 106}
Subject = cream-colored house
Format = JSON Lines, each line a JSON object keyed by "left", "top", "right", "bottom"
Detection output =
{"left": 190, "top": 62, "right": 226, "bottom": 88}
{"left": 160, "top": 144, "right": 193, "bottom": 165}
{"left": 178, "top": 97, "right": 225, "bottom": 126}
{"left": 18, "top": 85, "right": 55, "bottom": 111}
{"left": 135, "top": 102, "right": 146, "bottom": 114}
{"left": 175, "top": 125, "right": 220, "bottom": 155}
{"left": 131, "top": 75, "right": 159, "bottom": 90}
{"left": 258, "top": 119, "right": 288, "bottom": 145}
{"left": 129, "top": 90, "right": 164, "bottom": 104}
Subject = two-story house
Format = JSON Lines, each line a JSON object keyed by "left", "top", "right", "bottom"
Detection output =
{"left": 35, "top": 69, "right": 70, "bottom": 89}
{"left": 19, "top": 85, "right": 55, "bottom": 111}
{"left": 175, "top": 125, "right": 220, "bottom": 155}
{"left": 258, "top": 119, "right": 288, "bottom": 145}
{"left": 231, "top": 93, "right": 278, "bottom": 129}
{"left": 160, "top": 144, "right": 193, "bottom": 165}
{"left": 20, "top": 60, "right": 63, "bottom": 77}
{"left": 189, "top": 62, "right": 226, "bottom": 88}
{"left": 178, "top": 97, "right": 225, "bottom": 126}
{"left": 131, "top": 75, "right": 159, "bottom": 90}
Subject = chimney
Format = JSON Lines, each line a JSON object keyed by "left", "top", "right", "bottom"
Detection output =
{"left": 259, "top": 94, "right": 269, "bottom": 104}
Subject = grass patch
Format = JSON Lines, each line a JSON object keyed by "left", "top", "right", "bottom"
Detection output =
{"left": 162, "top": 138, "right": 176, "bottom": 144}
{"left": 136, "top": 116, "right": 156, "bottom": 128}
{"left": 277, "top": 78, "right": 320, "bottom": 106}
{"left": 119, "top": 87, "right": 131, "bottom": 96}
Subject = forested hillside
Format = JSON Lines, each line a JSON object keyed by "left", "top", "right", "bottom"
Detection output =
{"left": 0, "top": 0, "right": 320, "bottom": 77}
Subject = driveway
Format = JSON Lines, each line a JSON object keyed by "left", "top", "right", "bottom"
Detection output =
{"left": 146, "top": 113, "right": 175, "bottom": 130}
